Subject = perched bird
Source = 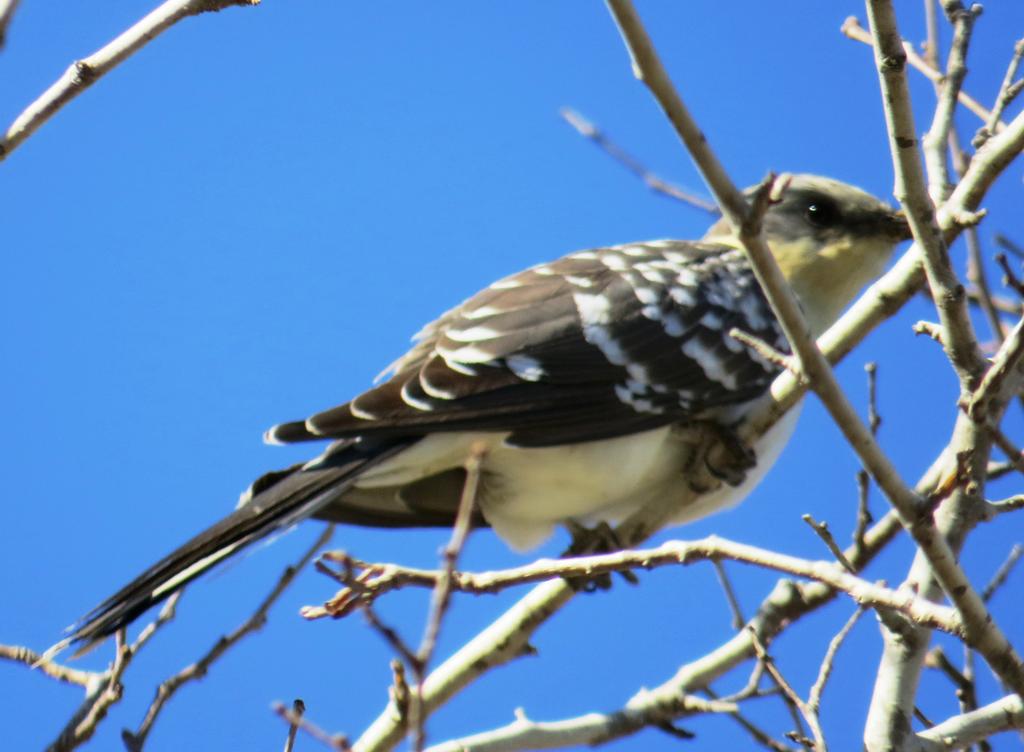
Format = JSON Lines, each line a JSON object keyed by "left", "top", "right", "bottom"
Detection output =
{"left": 64, "top": 174, "right": 909, "bottom": 650}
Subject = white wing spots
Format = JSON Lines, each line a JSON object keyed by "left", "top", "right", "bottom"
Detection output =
{"left": 669, "top": 285, "right": 697, "bottom": 307}
{"left": 614, "top": 384, "right": 664, "bottom": 415}
{"left": 400, "top": 379, "right": 435, "bottom": 411}
{"left": 639, "top": 268, "right": 668, "bottom": 285}
{"left": 533, "top": 265, "right": 557, "bottom": 276}
{"left": 441, "top": 356, "right": 479, "bottom": 376}
{"left": 624, "top": 361, "right": 650, "bottom": 385}
{"left": 739, "top": 296, "right": 769, "bottom": 331}
{"left": 491, "top": 276, "right": 524, "bottom": 290}
{"left": 661, "top": 312, "right": 686, "bottom": 337}
{"left": 461, "top": 304, "right": 507, "bottom": 320}
{"left": 583, "top": 324, "right": 628, "bottom": 365}
{"left": 573, "top": 290, "right": 629, "bottom": 366}
{"left": 347, "top": 400, "right": 378, "bottom": 420}
{"left": 506, "top": 354, "right": 546, "bottom": 382}
{"left": 681, "top": 337, "right": 739, "bottom": 390}
{"left": 436, "top": 341, "right": 499, "bottom": 364}
{"left": 445, "top": 324, "right": 502, "bottom": 343}
{"left": 700, "top": 310, "right": 725, "bottom": 330}
{"left": 632, "top": 286, "right": 659, "bottom": 305}
{"left": 675, "top": 268, "right": 700, "bottom": 287}
{"left": 663, "top": 250, "right": 691, "bottom": 265}
{"left": 571, "top": 250, "right": 598, "bottom": 260}
{"left": 621, "top": 245, "right": 652, "bottom": 257}
{"left": 563, "top": 274, "right": 596, "bottom": 289}
{"left": 600, "top": 253, "right": 629, "bottom": 271}
{"left": 573, "top": 291, "right": 613, "bottom": 325}
{"left": 625, "top": 377, "right": 647, "bottom": 394}
{"left": 419, "top": 374, "right": 457, "bottom": 399}
{"left": 641, "top": 305, "right": 662, "bottom": 322}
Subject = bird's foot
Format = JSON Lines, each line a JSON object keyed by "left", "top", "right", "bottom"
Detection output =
{"left": 561, "top": 521, "right": 639, "bottom": 591}
{"left": 682, "top": 422, "right": 758, "bottom": 494}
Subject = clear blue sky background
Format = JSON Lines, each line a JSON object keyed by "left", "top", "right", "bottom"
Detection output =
{"left": 2, "top": 2, "right": 1022, "bottom": 750}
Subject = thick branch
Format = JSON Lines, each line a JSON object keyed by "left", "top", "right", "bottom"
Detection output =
{"left": 0, "top": 0, "right": 19, "bottom": 48}
{"left": 867, "top": 0, "right": 985, "bottom": 390}
{"left": 915, "top": 694, "right": 1024, "bottom": 751}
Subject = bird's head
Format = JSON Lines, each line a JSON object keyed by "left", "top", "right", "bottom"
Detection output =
{"left": 705, "top": 174, "right": 912, "bottom": 335}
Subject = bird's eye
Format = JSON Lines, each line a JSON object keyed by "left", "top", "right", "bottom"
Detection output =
{"left": 804, "top": 198, "right": 841, "bottom": 228}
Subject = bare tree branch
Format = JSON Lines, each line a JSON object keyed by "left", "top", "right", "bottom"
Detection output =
{"left": 0, "top": 0, "right": 258, "bottom": 162}
{"left": 0, "top": 0, "right": 19, "bottom": 49}
{"left": 312, "top": 536, "right": 961, "bottom": 634}
{"left": 47, "top": 631, "right": 130, "bottom": 752}
{"left": 841, "top": 16, "right": 1001, "bottom": 129}
{"left": 975, "top": 38, "right": 1024, "bottom": 148}
{"left": 915, "top": 693, "right": 1024, "bottom": 751}
{"left": 0, "top": 644, "right": 98, "bottom": 689}
{"left": 122, "top": 525, "right": 333, "bottom": 751}
{"left": 559, "top": 107, "right": 719, "bottom": 214}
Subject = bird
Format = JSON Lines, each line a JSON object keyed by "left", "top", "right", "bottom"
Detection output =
{"left": 62, "top": 174, "right": 910, "bottom": 651}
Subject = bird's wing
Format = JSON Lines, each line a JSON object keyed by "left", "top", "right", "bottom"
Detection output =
{"left": 268, "top": 240, "right": 787, "bottom": 448}
{"left": 62, "top": 240, "right": 788, "bottom": 650}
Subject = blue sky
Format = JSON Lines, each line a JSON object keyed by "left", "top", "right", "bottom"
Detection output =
{"left": 2, "top": 2, "right": 1023, "bottom": 750}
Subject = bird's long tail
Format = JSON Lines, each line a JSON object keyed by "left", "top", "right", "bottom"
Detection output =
{"left": 57, "top": 437, "right": 412, "bottom": 654}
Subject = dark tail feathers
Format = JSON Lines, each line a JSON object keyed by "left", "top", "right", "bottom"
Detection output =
{"left": 58, "top": 437, "right": 411, "bottom": 654}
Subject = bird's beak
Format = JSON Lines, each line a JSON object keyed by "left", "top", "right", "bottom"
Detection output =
{"left": 886, "top": 209, "right": 913, "bottom": 241}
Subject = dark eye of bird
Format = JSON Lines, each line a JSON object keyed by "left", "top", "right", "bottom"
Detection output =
{"left": 804, "top": 198, "right": 841, "bottom": 228}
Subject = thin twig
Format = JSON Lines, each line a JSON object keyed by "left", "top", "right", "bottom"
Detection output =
{"left": 981, "top": 543, "right": 1023, "bottom": 602}
{"left": 995, "top": 234, "right": 1024, "bottom": 260}
{"left": 273, "top": 701, "right": 351, "bottom": 751}
{"left": 922, "top": 4, "right": 980, "bottom": 205}
{"left": 129, "top": 590, "right": 183, "bottom": 655}
{"left": 865, "top": 362, "right": 881, "bottom": 435}
{"left": 841, "top": 16, "right": 1000, "bottom": 128}
{"left": 966, "top": 315, "right": 1024, "bottom": 422}
{"left": 0, "top": 0, "right": 259, "bottom": 161}
{"left": 968, "top": 287, "right": 1023, "bottom": 317}
{"left": 802, "top": 515, "right": 856, "bottom": 574}
{"left": 559, "top": 107, "right": 718, "bottom": 214}
{"left": 0, "top": 644, "right": 98, "bottom": 688}
{"left": 926, "top": 646, "right": 983, "bottom": 727}
{"left": 122, "top": 525, "right": 334, "bottom": 751}
{"left": 853, "top": 364, "right": 879, "bottom": 559}
{"left": 408, "top": 444, "right": 486, "bottom": 752}
{"left": 284, "top": 699, "right": 305, "bottom": 752}
{"left": 47, "top": 630, "right": 131, "bottom": 752}
{"left": 995, "top": 253, "right": 1024, "bottom": 297}
{"left": 711, "top": 559, "right": 746, "bottom": 630}
{"left": 966, "top": 229, "right": 1006, "bottom": 342}
{"left": 989, "top": 427, "right": 1024, "bottom": 477}
{"left": 808, "top": 607, "right": 866, "bottom": 714}
{"left": 730, "top": 328, "right": 800, "bottom": 373}
{"left": 748, "top": 627, "right": 824, "bottom": 751}
{"left": 975, "top": 38, "right": 1024, "bottom": 148}
{"left": 923, "top": 0, "right": 940, "bottom": 70}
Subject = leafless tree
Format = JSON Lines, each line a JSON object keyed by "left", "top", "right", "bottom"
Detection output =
{"left": 1, "top": 2, "right": 1023, "bottom": 751}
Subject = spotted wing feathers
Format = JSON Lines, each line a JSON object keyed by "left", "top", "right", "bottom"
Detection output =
{"left": 267, "top": 240, "right": 787, "bottom": 448}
